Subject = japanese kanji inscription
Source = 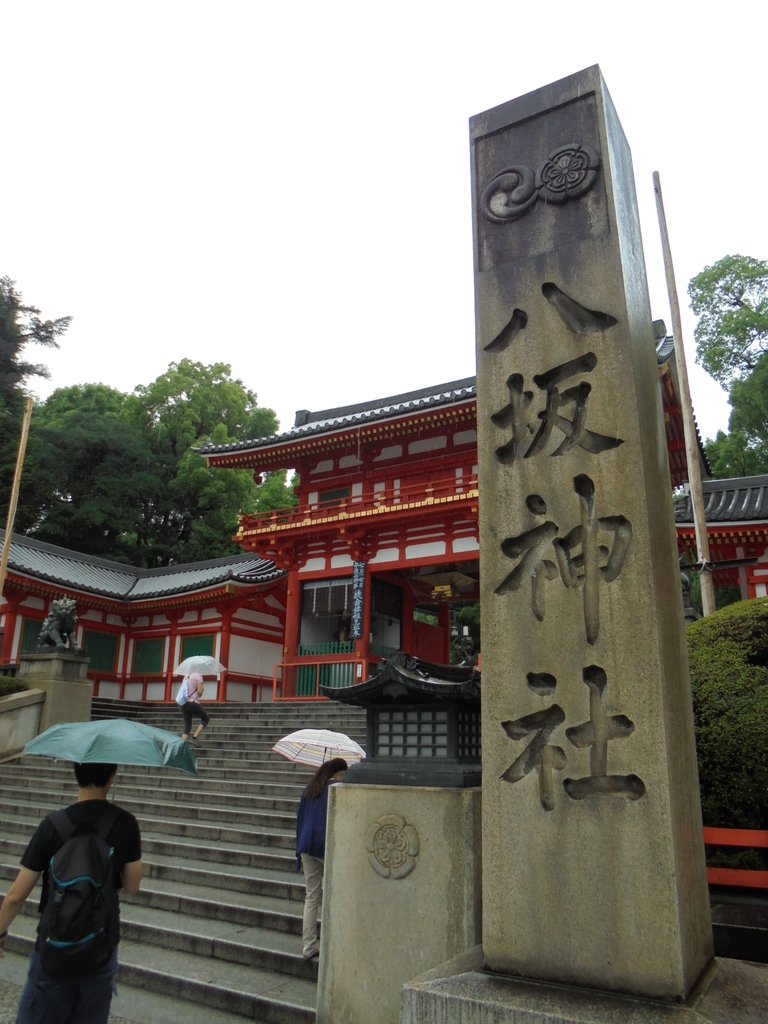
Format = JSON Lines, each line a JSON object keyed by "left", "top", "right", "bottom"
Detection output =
{"left": 472, "top": 66, "right": 712, "bottom": 999}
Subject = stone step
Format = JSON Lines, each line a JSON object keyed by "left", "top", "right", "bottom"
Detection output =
{"left": 0, "top": 699, "right": 359, "bottom": 1021}
{"left": 0, "top": 805, "right": 296, "bottom": 851}
{"left": 4, "top": 915, "right": 316, "bottom": 1024}
{"left": 14, "top": 755, "right": 318, "bottom": 783}
{"left": 4, "top": 765, "right": 309, "bottom": 798}
{"left": 0, "top": 857, "right": 304, "bottom": 935}
{"left": 2, "top": 774, "right": 305, "bottom": 807}
{"left": 0, "top": 822, "right": 298, "bottom": 875}
{"left": 0, "top": 787, "right": 298, "bottom": 830}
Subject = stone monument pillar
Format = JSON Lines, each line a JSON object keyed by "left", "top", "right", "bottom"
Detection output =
{"left": 471, "top": 66, "right": 711, "bottom": 1000}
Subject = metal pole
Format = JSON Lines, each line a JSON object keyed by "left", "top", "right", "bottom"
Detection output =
{"left": 653, "top": 171, "right": 716, "bottom": 616}
{"left": 0, "top": 397, "right": 34, "bottom": 600}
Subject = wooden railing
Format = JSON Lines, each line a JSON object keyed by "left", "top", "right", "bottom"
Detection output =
{"left": 274, "top": 656, "right": 370, "bottom": 700}
{"left": 240, "top": 473, "right": 478, "bottom": 534}
{"left": 703, "top": 827, "right": 768, "bottom": 890}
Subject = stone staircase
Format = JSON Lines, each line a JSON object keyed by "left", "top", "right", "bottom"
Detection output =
{"left": 0, "top": 698, "right": 367, "bottom": 1023}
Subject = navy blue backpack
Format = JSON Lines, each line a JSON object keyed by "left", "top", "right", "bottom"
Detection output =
{"left": 38, "top": 806, "right": 121, "bottom": 976}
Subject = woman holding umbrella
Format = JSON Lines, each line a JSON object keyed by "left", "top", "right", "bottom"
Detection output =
{"left": 295, "top": 757, "right": 347, "bottom": 960}
{"left": 179, "top": 672, "right": 210, "bottom": 744}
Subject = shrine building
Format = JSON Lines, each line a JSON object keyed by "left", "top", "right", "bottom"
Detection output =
{"left": 2, "top": 339, "right": 767, "bottom": 703}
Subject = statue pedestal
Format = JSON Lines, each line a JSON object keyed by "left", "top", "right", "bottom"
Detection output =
{"left": 18, "top": 652, "right": 92, "bottom": 732}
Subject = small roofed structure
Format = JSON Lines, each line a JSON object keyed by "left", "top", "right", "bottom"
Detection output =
{"left": 322, "top": 651, "right": 481, "bottom": 788}
{"left": 674, "top": 474, "right": 768, "bottom": 598}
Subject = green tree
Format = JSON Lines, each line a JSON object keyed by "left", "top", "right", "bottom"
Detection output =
{"left": 15, "top": 363, "right": 294, "bottom": 567}
{"left": 16, "top": 384, "right": 154, "bottom": 562}
{"left": 125, "top": 360, "right": 282, "bottom": 566}
{"left": 688, "top": 255, "right": 768, "bottom": 389}
{"left": 0, "top": 277, "right": 70, "bottom": 491}
{"left": 704, "top": 427, "right": 768, "bottom": 478}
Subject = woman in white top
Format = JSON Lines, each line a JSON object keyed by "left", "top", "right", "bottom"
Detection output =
{"left": 179, "top": 672, "right": 210, "bottom": 743}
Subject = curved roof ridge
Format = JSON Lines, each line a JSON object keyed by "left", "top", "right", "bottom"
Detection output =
{"left": 1, "top": 530, "right": 282, "bottom": 601}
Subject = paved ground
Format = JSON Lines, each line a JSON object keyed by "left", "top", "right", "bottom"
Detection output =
{"left": 0, "top": 949, "right": 251, "bottom": 1024}
{"left": 0, "top": 971, "right": 139, "bottom": 1024}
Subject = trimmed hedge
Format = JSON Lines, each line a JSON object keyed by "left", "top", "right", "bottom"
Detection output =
{"left": 687, "top": 597, "right": 768, "bottom": 829}
{"left": 0, "top": 677, "right": 28, "bottom": 698}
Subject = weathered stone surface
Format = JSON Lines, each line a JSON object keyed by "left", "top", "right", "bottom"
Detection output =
{"left": 401, "top": 948, "right": 768, "bottom": 1024}
{"left": 0, "top": 688, "right": 44, "bottom": 758}
{"left": 18, "top": 652, "right": 92, "bottom": 730}
{"left": 471, "top": 66, "right": 712, "bottom": 1000}
{"left": 317, "top": 784, "right": 481, "bottom": 1024}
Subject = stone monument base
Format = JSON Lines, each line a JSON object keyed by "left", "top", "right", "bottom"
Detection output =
{"left": 317, "top": 784, "right": 482, "bottom": 1024}
{"left": 17, "top": 652, "right": 92, "bottom": 732}
{"left": 401, "top": 946, "right": 768, "bottom": 1024}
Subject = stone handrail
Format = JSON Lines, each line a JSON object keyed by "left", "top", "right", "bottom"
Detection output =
{"left": 0, "top": 688, "right": 45, "bottom": 760}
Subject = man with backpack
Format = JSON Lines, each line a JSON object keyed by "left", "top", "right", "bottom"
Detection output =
{"left": 0, "top": 761, "right": 142, "bottom": 1024}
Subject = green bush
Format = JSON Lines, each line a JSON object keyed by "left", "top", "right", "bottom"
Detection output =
{"left": 687, "top": 597, "right": 768, "bottom": 829}
{"left": 0, "top": 677, "right": 28, "bottom": 698}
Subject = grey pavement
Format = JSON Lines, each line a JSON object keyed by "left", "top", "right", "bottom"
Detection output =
{"left": 0, "top": 949, "right": 257, "bottom": 1024}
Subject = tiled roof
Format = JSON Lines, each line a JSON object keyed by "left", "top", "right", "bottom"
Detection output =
{"left": 199, "top": 335, "right": 694, "bottom": 461}
{"left": 198, "top": 377, "right": 477, "bottom": 457}
{"left": 674, "top": 475, "right": 768, "bottom": 524}
{"left": 1, "top": 531, "right": 283, "bottom": 601}
{"left": 321, "top": 653, "right": 480, "bottom": 706}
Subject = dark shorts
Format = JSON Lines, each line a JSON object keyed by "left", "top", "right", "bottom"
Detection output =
{"left": 16, "top": 949, "right": 118, "bottom": 1024}
{"left": 181, "top": 701, "right": 210, "bottom": 734}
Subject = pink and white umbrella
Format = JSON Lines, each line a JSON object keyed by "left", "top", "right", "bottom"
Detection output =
{"left": 272, "top": 728, "right": 366, "bottom": 768}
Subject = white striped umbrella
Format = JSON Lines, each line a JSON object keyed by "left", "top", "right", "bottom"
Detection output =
{"left": 271, "top": 728, "right": 366, "bottom": 767}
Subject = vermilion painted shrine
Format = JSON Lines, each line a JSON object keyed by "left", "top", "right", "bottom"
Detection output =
{"left": 1, "top": 355, "right": 767, "bottom": 703}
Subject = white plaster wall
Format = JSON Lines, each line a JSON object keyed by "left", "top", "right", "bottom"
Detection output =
{"left": 406, "top": 541, "right": 446, "bottom": 559}
{"left": 229, "top": 635, "right": 281, "bottom": 677}
{"left": 97, "top": 681, "right": 121, "bottom": 699}
{"left": 408, "top": 435, "right": 447, "bottom": 455}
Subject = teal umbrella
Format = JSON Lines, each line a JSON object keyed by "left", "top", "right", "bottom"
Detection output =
{"left": 23, "top": 719, "right": 197, "bottom": 775}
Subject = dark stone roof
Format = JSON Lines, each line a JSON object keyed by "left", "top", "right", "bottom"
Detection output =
{"left": 321, "top": 652, "right": 480, "bottom": 706}
{"left": 0, "top": 530, "right": 283, "bottom": 602}
{"left": 199, "top": 334, "right": 694, "bottom": 461}
{"left": 674, "top": 475, "right": 768, "bottom": 525}
{"left": 198, "top": 377, "right": 477, "bottom": 458}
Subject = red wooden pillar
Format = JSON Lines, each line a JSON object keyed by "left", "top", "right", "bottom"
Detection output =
{"left": 217, "top": 603, "right": 233, "bottom": 702}
{"left": 1, "top": 594, "right": 22, "bottom": 662}
{"left": 282, "top": 566, "right": 302, "bottom": 698}
{"left": 164, "top": 611, "right": 181, "bottom": 702}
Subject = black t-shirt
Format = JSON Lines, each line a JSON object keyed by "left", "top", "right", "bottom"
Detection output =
{"left": 21, "top": 799, "right": 142, "bottom": 922}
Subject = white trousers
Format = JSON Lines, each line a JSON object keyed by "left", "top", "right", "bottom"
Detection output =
{"left": 301, "top": 853, "right": 324, "bottom": 957}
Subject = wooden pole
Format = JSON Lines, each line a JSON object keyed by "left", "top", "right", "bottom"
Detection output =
{"left": 653, "top": 171, "right": 716, "bottom": 616}
{"left": 0, "top": 397, "right": 34, "bottom": 602}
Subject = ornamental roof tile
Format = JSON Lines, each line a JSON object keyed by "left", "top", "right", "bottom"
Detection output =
{"left": 321, "top": 652, "right": 481, "bottom": 706}
{"left": 674, "top": 475, "right": 768, "bottom": 525}
{"left": 199, "top": 335, "right": 692, "bottom": 461}
{"left": 198, "top": 377, "right": 477, "bottom": 458}
{"left": 1, "top": 531, "right": 283, "bottom": 601}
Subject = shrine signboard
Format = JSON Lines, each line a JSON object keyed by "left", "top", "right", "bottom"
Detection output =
{"left": 471, "top": 67, "right": 712, "bottom": 1000}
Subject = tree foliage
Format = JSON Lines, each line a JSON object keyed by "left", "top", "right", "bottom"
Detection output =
{"left": 688, "top": 255, "right": 768, "bottom": 389}
{"left": 0, "top": 277, "right": 70, "bottom": 492}
{"left": 686, "top": 598, "right": 768, "bottom": 829}
{"left": 687, "top": 255, "right": 768, "bottom": 477}
{"left": 704, "top": 426, "right": 768, "bottom": 479}
{"left": 17, "top": 361, "right": 296, "bottom": 567}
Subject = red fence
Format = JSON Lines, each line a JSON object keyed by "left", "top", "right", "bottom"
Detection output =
{"left": 703, "top": 827, "right": 768, "bottom": 890}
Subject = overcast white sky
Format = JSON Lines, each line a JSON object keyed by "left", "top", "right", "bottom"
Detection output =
{"left": 2, "top": 2, "right": 765, "bottom": 442}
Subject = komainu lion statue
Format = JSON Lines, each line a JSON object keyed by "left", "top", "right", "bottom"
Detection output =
{"left": 37, "top": 597, "right": 81, "bottom": 652}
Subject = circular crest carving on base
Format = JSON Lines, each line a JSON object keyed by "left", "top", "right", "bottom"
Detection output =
{"left": 366, "top": 813, "right": 420, "bottom": 879}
